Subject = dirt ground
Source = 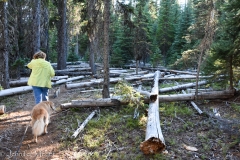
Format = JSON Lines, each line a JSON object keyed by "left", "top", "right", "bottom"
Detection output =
{"left": 1, "top": 84, "right": 240, "bottom": 160}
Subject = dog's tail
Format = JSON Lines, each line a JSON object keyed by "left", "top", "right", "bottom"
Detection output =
{"left": 32, "top": 118, "right": 44, "bottom": 136}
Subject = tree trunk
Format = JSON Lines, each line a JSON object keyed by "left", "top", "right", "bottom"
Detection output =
{"left": 0, "top": 76, "right": 84, "bottom": 97}
{"left": 0, "top": 1, "right": 10, "bottom": 89}
{"left": 56, "top": 0, "right": 67, "bottom": 70}
{"left": 65, "top": 77, "right": 121, "bottom": 90}
{"left": 158, "top": 90, "right": 235, "bottom": 102}
{"left": 102, "top": 0, "right": 110, "bottom": 98}
{"left": 0, "top": 105, "right": 5, "bottom": 115}
{"left": 32, "top": 0, "right": 41, "bottom": 54}
{"left": 61, "top": 98, "right": 121, "bottom": 109}
{"left": 140, "top": 71, "right": 165, "bottom": 154}
{"left": 159, "top": 80, "right": 208, "bottom": 93}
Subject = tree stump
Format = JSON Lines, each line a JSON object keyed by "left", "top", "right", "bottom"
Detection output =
{"left": 0, "top": 105, "right": 6, "bottom": 115}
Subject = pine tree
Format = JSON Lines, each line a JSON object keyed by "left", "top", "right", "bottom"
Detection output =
{"left": 156, "top": 0, "right": 179, "bottom": 66}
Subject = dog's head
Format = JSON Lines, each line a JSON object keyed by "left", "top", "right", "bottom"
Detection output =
{"left": 45, "top": 101, "right": 56, "bottom": 111}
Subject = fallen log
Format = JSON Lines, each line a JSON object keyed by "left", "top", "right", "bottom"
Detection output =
{"left": 159, "top": 80, "right": 208, "bottom": 93}
{"left": 55, "top": 71, "right": 92, "bottom": 76}
{"left": 55, "top": 67, "right": 91, "bottom": 72}
{"left": 72, "top": 110, "right": 97, "bottom": 138}
{"left": 163, "top": 69, "right": 197, "bottom": 75}
{"left": 60, "top": 98, "right": 122, "bottom": 109}
{"left": 0, "top": 105, "right": 6, "bottom": 115}
{"left": 158, "top": 90, "right": 235, "bottom": 102}
{"left": 9, "top": 78, "right": 29, "bottom": 87}
{"left": 182, "top": 90, "right": 203, "bottom": 114}
{"left": 140, "top": 71, "right": 165, "bottom": 154}
{"left": 9, "top": 76, "right": 69, "bottom": 87}
{"left": 65, "top": 78, "right": 122, "bottom": 90}
{"left": 0, "top": 76, "right": 85, "bottom": 97}
{"left": 61, "top": 90, "right": 235, "bottom": 109}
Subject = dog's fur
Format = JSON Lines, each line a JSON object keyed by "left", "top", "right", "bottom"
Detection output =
{"left": 30, "top": 101, "right": 55, "bottom": 143}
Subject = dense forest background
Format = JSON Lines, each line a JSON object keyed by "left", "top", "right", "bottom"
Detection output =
{"left": 0, "top": 0, "right": 240, "bottom": 91}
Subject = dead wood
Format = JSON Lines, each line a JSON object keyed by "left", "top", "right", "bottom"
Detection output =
{"left": 157, "top": 90, "right": 235, "bottom": 102}
{"left": 60, "top": 98, "right": 122, "bottom": 110}
{"left": 0, "top": 105, "right": 6, "bottom": 115}
{"left": 65, "top": 78, "right": 122, "bottom": 89}
{"left": 159, "top": 80, "right": 208, "bottom": 93}
{"left": 0, "top": 76, "right": 84, "bottom": 97}
{"left": 140, "top": 71, "right": 165, "bottom": 154}
{"left": 55, "top": 71, "right": 92, "bottom": 76}
{"left": 182, "top": 90, "right": 203, "bottom": 114}
{"left": 72, "top": 110, "right": 97, "bottom": 138}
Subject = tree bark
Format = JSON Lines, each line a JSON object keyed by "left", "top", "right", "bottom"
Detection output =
{"left": 32, "top": 0, "right": 41, "bottom": 54}
{"left": 0, "top": 105, "right": 5, "bottom": 115}
{"left": 140, "top": 71, "right": 165, "bottom": 154}
{"left": 158, "top": 90, "right": 235, "bottom": 102}
{"left": 159, "top": 80, "right": 208, "bottom": 93}
{"left": 65, "top": 77, "right": 121, "bottom": 90}
{"left": 61, "top": 98, "right": 121, "bottom": 109}
{"left": 56, "top": 0, "right": 67, "bottom": 70}
{"left": 0, "top": 1, "right": 10, "bottom": 89}
{"left": 102, "top": 0, "right": 110, "bottom": 98}
{"left": 0, "top": 76, "right": 84, "bottom": 97}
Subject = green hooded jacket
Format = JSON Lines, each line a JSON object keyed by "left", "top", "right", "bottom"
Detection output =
{"left": 27, "top": 59, "right": 55, "bottom": 88}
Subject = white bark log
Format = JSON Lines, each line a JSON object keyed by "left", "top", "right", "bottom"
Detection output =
{"left": 182, "top": 90, "right": 203, "bottom": 114}
{"left": 65, "top": 77, "right": 122, "bottom": 89}
{"left": 0, "top": 76, "right": 84, "bottom": 97}
{"left": 159, "top": 80, "right": 208, "bottom": 93}
{"left": 72, "top": 110, "right": 97, "bottom": 138}
{"left": 158, "top": 90, "right": 235, "bottom": 102}
{"left": 0, "top": 105, "right": 6, "bottom": 115}
{"left": 140, "top": 71, "right": 165, "bottom": 154}
{"left": 61, "top": 98, "right": 122, "bottom": 109}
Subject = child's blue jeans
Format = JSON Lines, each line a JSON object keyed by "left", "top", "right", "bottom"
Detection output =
{"left": 32, "top": 86, "right": 49, "bottom": 104}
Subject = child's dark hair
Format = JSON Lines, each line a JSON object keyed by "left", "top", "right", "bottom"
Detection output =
{"left": 33, "top": 51, "right": 46, "bottom": 59}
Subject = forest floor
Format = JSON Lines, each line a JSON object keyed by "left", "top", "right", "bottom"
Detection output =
{"left": 1, "top": 82, "right": 240, "bottom": 160}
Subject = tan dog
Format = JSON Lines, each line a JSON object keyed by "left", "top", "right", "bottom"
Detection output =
{"left": 30, "top": 101, "right": 55, "bottom": 143}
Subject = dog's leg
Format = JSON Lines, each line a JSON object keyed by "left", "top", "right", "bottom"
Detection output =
{"left": 44, "top": 115, "right": 49, "bottom": 134}
{"left": 34, "top": 135, "right": 38, "bottom": 143}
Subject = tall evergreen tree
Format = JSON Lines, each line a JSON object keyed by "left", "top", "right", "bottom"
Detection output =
{"left": 169, "top": 1, "right": 193, "bottom": 65}
{"left": 133, "top": 0, "right": 151, "bottom": 72}
{"left": 203, "top": 0, "right": 240, "bottom": 89}
{"left": 156, "top": 0, "right": 178, "bottom": 66}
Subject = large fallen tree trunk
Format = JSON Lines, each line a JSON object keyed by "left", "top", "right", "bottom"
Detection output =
{"left": 9, "top": 76, "right": 69, "bottom": 87}
{"left": 158, "top": 90, "right": 235, "bottom": 102}
{"left": 60, "top": 98, "right": 122, "bottom": 109}
{"left": 65, "top": 78, "right": 122, "bottom": 89}
{"left": 0, "top": 76, "right": 85, "bottom": 97}
{"left": 140, "top": 71, "right": 165, "bottom": 154}
{"left": 55, "top": 71, "right": 92, "bottom": 76}
{"left": 60, "top": 90, "right": 235, "bottom": 109}
{"left": 159, "top": 80, "right": 208, "bottom": 93}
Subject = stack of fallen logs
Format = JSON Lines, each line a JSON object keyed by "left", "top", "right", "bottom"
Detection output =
{"left": 0, "top": 67, "right": 235, "bottom": 154}
{"left": 59, "top": 70, "right": 235, "bottom": 155}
